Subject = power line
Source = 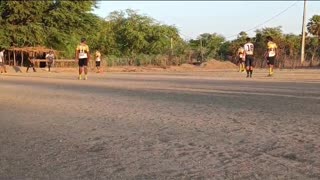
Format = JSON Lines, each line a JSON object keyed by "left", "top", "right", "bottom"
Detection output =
{"left": 226, "top": 1, "right": 300, "bottom": 40}
{"left": 180, "top": 1, "right": 299, "bottom": 41}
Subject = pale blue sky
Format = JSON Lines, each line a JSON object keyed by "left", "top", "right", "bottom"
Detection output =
{"left": 93, "top": 1, "right": 320, "bottom": 40}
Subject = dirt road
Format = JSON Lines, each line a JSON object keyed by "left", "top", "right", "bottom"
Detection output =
{"left": 1, "top": 70, "right": 320, "bottom": 179}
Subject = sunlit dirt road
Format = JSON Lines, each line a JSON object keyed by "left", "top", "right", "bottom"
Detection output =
{"left": 1, "top": 70, "right": 319, "bottom": 179}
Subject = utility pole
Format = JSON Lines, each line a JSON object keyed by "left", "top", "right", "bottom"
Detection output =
{"left": 170, "top": 37, "right": 173, "bottom": 57}
{"left": 200, "top": 38, "right": 203, "bottom": 62}
{"left": 301, "top": 0, "right": 307, "bottom": 64}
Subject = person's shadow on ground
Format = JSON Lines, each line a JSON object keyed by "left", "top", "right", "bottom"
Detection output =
{"left": 13, "top": 66, "right": 23, "bottom": 73}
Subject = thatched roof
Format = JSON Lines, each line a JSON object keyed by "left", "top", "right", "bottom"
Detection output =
{"left": 8, "top": 46, "right": 59, "bottom": 54}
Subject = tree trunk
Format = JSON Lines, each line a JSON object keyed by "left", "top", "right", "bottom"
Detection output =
{"left": 21, "top": 51, "right": 24, "bottom": 67}
{"left": 14, "top": 51, "right": 16, "bottom": 66}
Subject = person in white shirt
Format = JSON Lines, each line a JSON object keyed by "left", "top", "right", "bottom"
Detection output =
{"left": 46, "top": 50, "right": 55, "bottom": 72}
{"left": 0, "top": 49, "right": 7, "bottom": 74}
{"left": 244, "top": 38, "right": 254, "bottom": 78}
{"left": 95, "top": 50, "right": 101, "bottom": 73}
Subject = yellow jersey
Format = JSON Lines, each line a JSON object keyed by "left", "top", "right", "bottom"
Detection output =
{"left": 237, "top": 47, "right": 245, "bottom": 58}
{"left": 267, "top": 42, "right": 277, "bottom": 57}
{"left": 95, "top": 51, "right": 101, "bottom": 61}
{"left": 76, "top": 44, "right": 89, "bottom": 59}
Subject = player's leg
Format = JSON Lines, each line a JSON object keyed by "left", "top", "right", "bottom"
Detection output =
{"left": 26, "top": 59, "right": 30, "bottom": 72}
{"left": 267, "top": 57, "right": 274, "bottom": 76}
{"left": 84, "top": 66, "right": 88, "bottom": 80}
{"left": 249, "top": 56, "right": 254, "bottom": 78}
{"left": 31, "top": 62, "right": 36, "bottom": 72}
{"left": 267, "top": 57, "right": 271, "bottom": 76}
{"left": 3, "top": 64, "right": 7, "bottom": 73}
{"left": 78, "top": 67, "right": 83, "bottom": 80}
{"left": 48, "top": 62, "right": 51, "bottom": 72}
{"left": 96, "top": 61, "right": 99, "bottom": 73}
{"left": 241, "top": 61, "right": 245, "bottom": 72}
{"left": 270, "top": 57, "right": 275, "bottom": 75}
{"left": 78, "top": 59, "right": 83, "bottom": 79}
{"left": 84, "top": 58, "right": 88, "bottom": 80}
{"left": 245, "top": 58, "right": 250, "bottom": 78}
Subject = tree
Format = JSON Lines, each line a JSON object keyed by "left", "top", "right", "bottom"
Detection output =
{"left": 105, "top": 9, "right": 184, "bottom": 61}
{"left": 189, "top": 33, "right": 225, "bottom": 60}
{"left": 307, "top": 15, "right": 320, "bottom": 39}
{"left": 0, "top": 0, "right": 98, "bottom": 57}
{"left": 227, "top": 31, "right": 250, "bottom": 61}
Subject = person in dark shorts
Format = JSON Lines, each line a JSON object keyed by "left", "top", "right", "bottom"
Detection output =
{"left": 75, "top": 38, "right": 90, "bottom": 80}
{"left": 26, "top": 55, "right": 36, "bottom": 73}
{"left": 243, "top": 37, "right": 255, "bottom": 78}
{"left": 265, "top": 36, "right": 278, "bottom": 77}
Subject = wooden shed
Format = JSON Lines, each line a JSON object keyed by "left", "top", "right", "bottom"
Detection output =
{"left": 6, "top": 46, "right": 59, "bottom": 67}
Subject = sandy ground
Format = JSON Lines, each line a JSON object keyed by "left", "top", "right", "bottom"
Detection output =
{"left": 0, "top": 68, "right": 320, "bottom": 179}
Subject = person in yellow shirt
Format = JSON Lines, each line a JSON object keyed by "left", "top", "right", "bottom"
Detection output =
{"left": 75, "top": 38, "right": 90, "bottom": 80}
{"left": 95, "top": 50, "right": 101, "bottom": 73}
{"left": 237, "top": 45, "right": 245, "bottom": 72}
{"left": 265, "top": 36, "right": 278, "bottom": 77}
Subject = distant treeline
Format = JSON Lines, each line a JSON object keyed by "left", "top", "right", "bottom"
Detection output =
{"left": 0, "top": 1, "right": 319, "bottom": 67}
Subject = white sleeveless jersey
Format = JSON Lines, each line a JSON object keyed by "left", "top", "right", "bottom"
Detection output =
{"left": 244, "top": 42, "right": 254, "bottom": 55}
{"left": 0, "top": 51, "right": 3, "bottom": 62}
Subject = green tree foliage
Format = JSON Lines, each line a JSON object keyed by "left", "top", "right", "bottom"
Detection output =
{"left": 188, "top": 33, "right": 225, "bottom": 61}
{"left": 306, "top": 15, "right": 320, "bottom": 64}
{"left": 103, "top": 9, "right": 186, "bottom": 65}
{"left": 0, "top": 1, "right": 319, "bottom": 67}
{"left": 106, "top": 9, "right": 184, "bottom": 56}
{"left": 307, "top": 15, "right": 320, "bottom": 39}
{"left": 0, "top": 0, "right": 97, "bottom": 56}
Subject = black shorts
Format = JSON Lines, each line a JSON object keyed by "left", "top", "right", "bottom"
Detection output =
{"left": 78, "top": 58, "right": 88, "bottom": 67}
{"left": 267, "top": 56, "right": 275, "bottom": 65}
{"left": 47, "top": 60, "right": 53, "bottom": 66}
{"left": 245, "top": 55, "right": 254, "bottom": 67}
{"left": 96, "top": 61, "right": 101, "bottom": 67}
{"left": 238, "top": 57, "right": 245, "bottom": 63}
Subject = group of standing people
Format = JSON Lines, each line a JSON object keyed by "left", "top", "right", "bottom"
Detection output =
{"left": 1, "top": 37, "right": 101, "bottom": 78}
{"left": 25, "top": 50, "right": 55, "bottom": 73}
{"left": 4, "top": 36, "right": 279, "bottom": 79}
{"left": 237, "top": 36, "right": 278, "bottom": 78}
